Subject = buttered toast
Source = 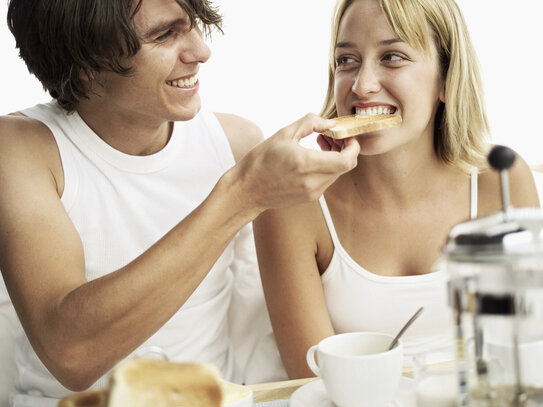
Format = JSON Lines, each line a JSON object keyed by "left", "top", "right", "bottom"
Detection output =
{"left": 108, "top": 359, "right": 223, "bottom": 407}
{"left": 322, "top": 114, "right": 402, "bottom": 139}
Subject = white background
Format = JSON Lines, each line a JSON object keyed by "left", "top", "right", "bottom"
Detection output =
{"left": 1, "top": 0, "right": 542, "bottom": 165}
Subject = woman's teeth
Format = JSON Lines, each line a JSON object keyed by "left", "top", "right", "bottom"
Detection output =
{"left": 355, "top": 106, "right": 395, "bottom": 116}
{"left": 167, "top": 76, "right": 197, "bottom": 88}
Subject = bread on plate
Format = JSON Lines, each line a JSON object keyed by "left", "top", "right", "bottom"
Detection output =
{"left": 108, "top": 359, "right": 243, "bottom": 407}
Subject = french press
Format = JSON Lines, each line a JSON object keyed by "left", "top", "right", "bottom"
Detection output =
{"left": 445, "top": 145, "right": 543, "bottom": 406}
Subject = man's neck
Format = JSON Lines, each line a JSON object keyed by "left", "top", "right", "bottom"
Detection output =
{"left": 76, "top": 102, "right": 173, "bottom": 156}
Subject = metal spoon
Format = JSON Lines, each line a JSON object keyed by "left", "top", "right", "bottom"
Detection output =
{"left": 388, "top": 306, "right": 424, "bottom": 350}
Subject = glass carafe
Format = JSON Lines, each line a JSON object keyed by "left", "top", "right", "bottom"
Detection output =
{"left": 444, "top": 146, "right": 543, "bottom": 406}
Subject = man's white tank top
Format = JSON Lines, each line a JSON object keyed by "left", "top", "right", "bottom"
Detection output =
{"left": 13, "top": 102, "right": 237, "bottom": 405}
{"left": 318, "top": 172, "right": 478, "bottom": 364}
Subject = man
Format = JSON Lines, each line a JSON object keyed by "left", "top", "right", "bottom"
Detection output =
{"left": 0, "top": 0, "right": 359, "bottom": 404}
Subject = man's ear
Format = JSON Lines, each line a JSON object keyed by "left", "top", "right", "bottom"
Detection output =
{"left": 80, "top": 69, "right": 96, "bottom": 82}
{"left": 82, "top": 70, "right": 106, "bottom": 95}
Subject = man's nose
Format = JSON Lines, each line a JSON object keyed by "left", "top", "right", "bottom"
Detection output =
{"left": 178, "top": 27, "right": 211, "bottom": 64}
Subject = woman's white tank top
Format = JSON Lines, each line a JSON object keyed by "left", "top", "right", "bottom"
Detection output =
{"left": 318, "top": 172, "right": 478, "bottom": 363}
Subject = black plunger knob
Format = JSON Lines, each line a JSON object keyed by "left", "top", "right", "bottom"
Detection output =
{"left": 487, "top": 145, "right": 516, "bottom": 171}
{"left": 487, "top": 145, "right": 515, "bottom": 217}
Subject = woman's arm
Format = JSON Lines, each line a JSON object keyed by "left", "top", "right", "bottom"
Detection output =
{"left": 253, "top": 201, "right": 335, "bottom": 379}
{"left": 509, "top": 153, "right": 540, "bottom": 208}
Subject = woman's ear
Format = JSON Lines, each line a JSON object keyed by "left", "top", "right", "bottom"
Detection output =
{"left": 439, "top": 82, "right": 446, "bottom": 103}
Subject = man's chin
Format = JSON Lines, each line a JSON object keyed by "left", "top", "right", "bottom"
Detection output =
{"left": 177, "top": 96, "right": 202, "bottom": 121}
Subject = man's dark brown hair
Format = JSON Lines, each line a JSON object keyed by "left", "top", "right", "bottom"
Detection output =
{"left": 7, "top": 0, "right": 222, "bottom": 112}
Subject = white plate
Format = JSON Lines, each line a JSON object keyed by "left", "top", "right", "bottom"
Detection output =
{"left": 289, "top": 377, "right": 416, "bottom": 407}
{"left": 226, "top": 391, "right": 253, "bottom": 407}
{"left": 222, "top": 382, "right": 253, "bottom": 407}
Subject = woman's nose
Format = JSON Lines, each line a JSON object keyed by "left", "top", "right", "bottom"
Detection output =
{"left": 351, "top": 62, "right": 381, "bottom": 96}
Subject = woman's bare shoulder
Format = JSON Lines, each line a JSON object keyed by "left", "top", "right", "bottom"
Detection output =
{"left": 214, "top": 112, "right": 264, "bottom": 162}
{"left": 478, "top": 147, "right": 540, "bottom": 213}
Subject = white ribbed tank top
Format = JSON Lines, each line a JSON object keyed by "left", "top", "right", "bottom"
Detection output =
{"left": 12, "top": 101, "right": 237, "bottom": 406}
{"left": 317, "top": 171, "right": 479, "bottom": 364}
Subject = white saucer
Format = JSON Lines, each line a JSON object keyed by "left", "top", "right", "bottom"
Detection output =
{"left": 226, "top": 391, "right": 252, "bottom": 407}
{"left": 289, "top": 377, "right": 416, "bottom": 407}
{"left": 224, "top": 387, "right": 253, "bottom": 407}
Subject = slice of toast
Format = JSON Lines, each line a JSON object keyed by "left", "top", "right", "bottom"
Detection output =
{"left": 107, "top": 359, "right": 223, "bottom": 407}
{"left": 322, "top": 114, "right": 402, "bottom": 139}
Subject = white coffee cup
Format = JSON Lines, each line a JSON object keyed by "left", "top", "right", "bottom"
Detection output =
{"left": 306, "top": 332, "right": 403, "bottom": 407}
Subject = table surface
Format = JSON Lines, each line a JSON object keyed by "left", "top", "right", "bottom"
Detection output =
{"left": 250, "top": 366, "right": 414, "bottom": 404}
{"left": 59, "top": 366, "right": 416, "bottom": 406}
{"left": 248, "top": 377, "right": 317, "bottom": 403}
{"left": 57, "top": 377, "right": 318, "bottom": 406}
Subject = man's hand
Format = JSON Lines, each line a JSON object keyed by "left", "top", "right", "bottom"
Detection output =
{"left": 228, "top": 113, "right": 360, "bottom": 215}
{"left": 316, "top": 133, "right": 351, "bottom": 152}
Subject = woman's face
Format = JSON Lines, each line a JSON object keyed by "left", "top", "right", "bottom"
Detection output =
{"left": 334, "top": 0, "right": 445, "bottom": 155}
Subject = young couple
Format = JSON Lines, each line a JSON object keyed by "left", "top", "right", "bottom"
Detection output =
{"left": 0, "top": 0, "right": 538, "bottom": 404}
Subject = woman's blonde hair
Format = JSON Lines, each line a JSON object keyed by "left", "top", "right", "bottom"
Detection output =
{"left": 321, "top": 0, "right": 490, "bottom": 171}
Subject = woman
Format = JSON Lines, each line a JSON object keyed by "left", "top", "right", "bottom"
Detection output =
{"left": 253, "top": 0, "right": 540, "bottom": 378}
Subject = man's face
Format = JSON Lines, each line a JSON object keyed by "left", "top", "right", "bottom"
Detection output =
{"left": 93, "top": 0, "right": 211, "bottom": 126}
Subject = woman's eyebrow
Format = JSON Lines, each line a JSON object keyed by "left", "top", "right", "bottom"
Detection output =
{"left": 335, "top": 37, "right": 404, "bottom": 50}
{"left": 379, "top": 38, "right": 403, "bottom": 46}
{"left": 335, "top": 41, "right": 356, "bottom": 50}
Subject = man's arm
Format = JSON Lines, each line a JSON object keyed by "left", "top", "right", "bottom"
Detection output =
{"left": 0, "top": 113, "right": 358, "bottom": 391}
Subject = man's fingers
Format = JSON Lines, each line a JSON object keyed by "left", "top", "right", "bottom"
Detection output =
{"left": 340, "top": 136, "right": 361, "bottom": 159}
{"left": 303, "top": 140, "right": 359, "bottom": 175}
{"left": 281, "top": 114, "right": 337, "bottom": 142}
{"left": 316, "top": 134, "right": 333, "bottom": 151}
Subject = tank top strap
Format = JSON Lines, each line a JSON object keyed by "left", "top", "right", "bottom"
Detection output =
{"left": 318, "top": 195, "right": 342, "bottom": 248}
{"left": 470, "top": 168, "right": 478, "bottom": 219}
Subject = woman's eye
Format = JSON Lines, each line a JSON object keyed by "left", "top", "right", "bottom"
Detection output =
{"left": 382, "top": 53, "right": 405, "bottom": 62}
{"left": 335, "top": 55, "right": 357, "bottom": 67}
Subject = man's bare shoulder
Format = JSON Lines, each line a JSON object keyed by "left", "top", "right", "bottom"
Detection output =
{"left": 214, "top": 112, "right": 264, "bottom": 162}
{"left": 0, "top": 112, "right": 53, "bottom": 147}
{"left": 0, "top": 112, "right": 63, "bottom": 190}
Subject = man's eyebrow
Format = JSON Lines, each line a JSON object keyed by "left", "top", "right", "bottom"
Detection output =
{"left": 335, "top": 38, "right": 404, "bottom": 50}
{"left": 143, "top": 17, "right": 189, "bottom": 39}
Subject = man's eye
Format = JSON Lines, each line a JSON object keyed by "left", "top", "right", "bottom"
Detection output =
{"left": 156, "top": 30, "right": 174, "bottom": 41}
